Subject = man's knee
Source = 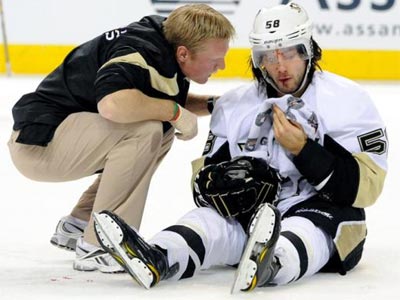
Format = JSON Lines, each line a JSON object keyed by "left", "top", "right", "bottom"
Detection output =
{"left": 127, "top": 121, "right": 165, "bottom": 154}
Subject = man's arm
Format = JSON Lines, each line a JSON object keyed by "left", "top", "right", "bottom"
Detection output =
{"left": 272, "top": 104, "right": 387, "bottom": 208}
{"left": 185, "top": 93, "right": 217, "bottom": 116}
{"left": 98, "top": 88, "right": 198, "bottom": 140}
{"left": 97, "top": 89, "right": 176, "bottom": 123}
{"left": 293, "top": 136, "right": 387, "bottom": 208}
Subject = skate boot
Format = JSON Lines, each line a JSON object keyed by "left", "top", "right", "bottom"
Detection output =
{"left": 50, "top": 215, "right": 88, "bottom": 251}
{"left": 93, "top": 211, "right": 179, "bottom": 289}
{"left": 231, "top": 203, "right": 281, "bottom": 293}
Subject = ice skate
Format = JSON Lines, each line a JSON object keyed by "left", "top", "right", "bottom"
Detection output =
{"left": 231, "top": 203, "right": 281, "bottom": 293}
{"left": 93, "top": 211, "right": 178, "bottom": 289}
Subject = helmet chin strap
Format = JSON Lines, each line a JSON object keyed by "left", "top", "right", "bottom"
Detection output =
{"left": 261, "top": 60, "right": 312, "bottom": 96}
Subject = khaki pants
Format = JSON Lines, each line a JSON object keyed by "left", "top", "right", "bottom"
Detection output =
{"left": 8, "top": 112, "right": 174, "bottom": 245}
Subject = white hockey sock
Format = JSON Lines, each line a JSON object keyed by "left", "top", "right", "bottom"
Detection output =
{"left": 149, "top": 207, "right": 246, "bottom": 281}
{"left": 149, "top": 230, "right": 191, "bottom": 281}
{"left": 272, "top": 216, "right": 333, "bottom": 285}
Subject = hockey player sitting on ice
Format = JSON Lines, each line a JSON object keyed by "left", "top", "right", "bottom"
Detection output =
{"left": 93, "top": 2, "right": 388, "bottom": 292}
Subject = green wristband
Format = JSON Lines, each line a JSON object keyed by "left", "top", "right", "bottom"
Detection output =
{"left": 171, "top": 102, "right": 180, "bottom": 121}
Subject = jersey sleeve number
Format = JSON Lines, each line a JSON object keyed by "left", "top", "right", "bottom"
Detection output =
{"left": 358, "top": 129, "right": 387, "bottom": 155}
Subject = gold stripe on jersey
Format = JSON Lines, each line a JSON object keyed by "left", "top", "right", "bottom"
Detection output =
{"left": 353, "top": 153, "right": 387, "bottom": 208}
{"left": 100, "top": 52, "right": 179, "bottom": 96}
{"left": 334, "top": 221, "right": 367, "bottom": 262}
{"left": 191, "top": 156, "right": 206, "bottom": 190}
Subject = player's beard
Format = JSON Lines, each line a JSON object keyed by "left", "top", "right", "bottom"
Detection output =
{"left": 272, "top": 70, "right": 307, "bottom": 97}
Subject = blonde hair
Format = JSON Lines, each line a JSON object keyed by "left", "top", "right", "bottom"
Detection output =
{"left": 163, "top": 4, "right": 235, "bottom": 53}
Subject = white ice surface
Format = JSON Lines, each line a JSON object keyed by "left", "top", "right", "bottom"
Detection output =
{"left": 0, "top": 76, "right": 399, "bottom": 299}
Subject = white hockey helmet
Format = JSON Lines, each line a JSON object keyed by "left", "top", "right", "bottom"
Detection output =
{"left": 249, "top": 2, "right": 313, "bottom": 69}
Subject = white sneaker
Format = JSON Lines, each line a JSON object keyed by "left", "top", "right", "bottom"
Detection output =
{"left": 73, "top": 237, "right": 125, "bottom": 273}
{"left": 50, "top": 215, "right": 88, "bottom": 251}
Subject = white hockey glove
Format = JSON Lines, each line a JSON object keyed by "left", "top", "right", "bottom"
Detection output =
{"left": 170, "top": 103, "right": 198, "bottom": 140}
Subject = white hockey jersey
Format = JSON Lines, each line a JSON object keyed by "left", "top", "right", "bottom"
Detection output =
{"left": 204, "top": 71, "right": 388, "bottom": 213}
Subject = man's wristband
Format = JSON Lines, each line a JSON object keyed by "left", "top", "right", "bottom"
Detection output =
{"left": 170, "top": 102, "right": 180, "bottom": 121}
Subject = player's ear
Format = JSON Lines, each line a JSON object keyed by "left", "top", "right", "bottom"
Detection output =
{"left": 176, "top": 46, "right": 189, "bottom": 62}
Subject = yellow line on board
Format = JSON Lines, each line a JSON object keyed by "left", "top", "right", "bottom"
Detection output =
{"left": 1, "top": 45, "right": 399, "bottom": 80}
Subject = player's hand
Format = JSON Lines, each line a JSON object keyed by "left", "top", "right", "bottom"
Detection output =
{"left": 272, "top": 104, "right": 307, "bottom": 155}
{"left": 170, "top": 104, "right": 198, "bottom": 140}
{"left": 193, "top": 156, "right": 280, "bottom": 218}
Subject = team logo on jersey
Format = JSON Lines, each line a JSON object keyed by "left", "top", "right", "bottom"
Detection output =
{"left": 285, "top": 96, "right": 319, "bottom": 132}
{"left": 151, "top": 0, "right": 240, "bottom": 16}
{"left": 255, "top": 108, "right": 272, "bottom": 126}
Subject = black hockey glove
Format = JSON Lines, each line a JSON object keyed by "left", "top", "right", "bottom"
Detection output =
{"left": 193, "top": 156, "right": 280, "bottom": 218}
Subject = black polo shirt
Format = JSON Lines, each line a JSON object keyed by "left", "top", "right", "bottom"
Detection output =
{"left": 12, "top": 15, "right": 189, "bottom": 146}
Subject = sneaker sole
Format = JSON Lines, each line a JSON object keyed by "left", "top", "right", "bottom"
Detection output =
{"left": 231, "top": 204, "right": 280, "bottom": 293}
{"left": 50, "top": 236, "right": 77, "bottom": 251}
{"left": 72, "top": 259, "right": 125, "bottom": 273}
{"left": 93, "top": 212, "right": 154, "bottom": 289}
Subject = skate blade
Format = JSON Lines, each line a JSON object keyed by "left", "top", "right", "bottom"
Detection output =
{"left": 231, "top": 204, "right": 277, "bottom": 294}
{"left": 231, "top": 258, "right": 257, "bottom": 293}
{"left": 93, "top": 212, "right": 154, "bottom": 289}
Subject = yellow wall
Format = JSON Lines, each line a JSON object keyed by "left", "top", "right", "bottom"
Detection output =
{"left": 215, "top": 48, "right": 400, "bottom": 80}
{"left": 1, "top": 44, "right": 399, "bottom": 80}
